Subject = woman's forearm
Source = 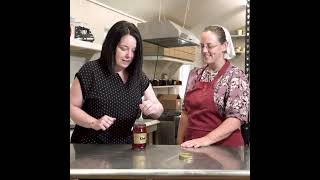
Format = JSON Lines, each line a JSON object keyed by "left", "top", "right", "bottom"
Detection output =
{"left": 206, "top": 117, "right": 241, "bottom": 144}
{"left": 176, "top": 111, "right": 188, "bottom": 144}
{"left": 149, "top": 101, "right": 164, "bottom": 119}
{"left": 70, "top": 104, "right": 97, "bottom": 129}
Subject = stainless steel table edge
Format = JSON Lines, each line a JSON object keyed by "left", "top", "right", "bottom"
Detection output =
{"left": 70, "top": 169, "right": 250, "bottom": 177}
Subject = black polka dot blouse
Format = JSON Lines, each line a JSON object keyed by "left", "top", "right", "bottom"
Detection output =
{"left": 71, "top": 60, "right": 149, "bottom": 144}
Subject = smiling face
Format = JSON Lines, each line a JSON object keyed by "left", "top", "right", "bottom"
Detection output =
{"left": 200, "top": 31, "right": 227, "bottom": 66}
{"left": 114, "top": 34, "right": 137, "bottom": 72}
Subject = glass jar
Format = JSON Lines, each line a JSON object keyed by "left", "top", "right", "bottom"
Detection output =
{"left": 132, "top": 120, "right": 147, "bottom": 150}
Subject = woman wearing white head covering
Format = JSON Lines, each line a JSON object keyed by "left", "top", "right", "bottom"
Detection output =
{"left": 177, "top": 25, "right": 249, "bottom": 147}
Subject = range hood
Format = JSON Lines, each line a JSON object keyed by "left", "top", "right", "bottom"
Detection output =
{"left": 137, "top": 20, "right": 200, "bottom": 48}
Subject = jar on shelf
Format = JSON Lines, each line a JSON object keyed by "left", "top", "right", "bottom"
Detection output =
{"left": 237, "top": 29, "right": 243, "bottom": 36}
{"left": 172, "top": 80, "right": 177, "bottom": 85}
{"left": 152, "top": 79, "right": 159, "bottom": 86}
{"left": 159, "top": 73, "right": 168, "bottom": 86}
{"left": 159, "top": 79, "right": 167, "bottom": 86}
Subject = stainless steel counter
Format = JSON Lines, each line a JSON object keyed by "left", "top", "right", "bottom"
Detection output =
{"left": 70, "top": 144, "right": 250, "bottom": 179}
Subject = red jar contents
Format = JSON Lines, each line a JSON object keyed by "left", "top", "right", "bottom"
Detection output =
{"left": 132, "top": 121, "right": 147, "bottom": 150}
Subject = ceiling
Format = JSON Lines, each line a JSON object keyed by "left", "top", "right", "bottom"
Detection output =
{"left": 95, "top": 0, "right": 247, "bottom": 36}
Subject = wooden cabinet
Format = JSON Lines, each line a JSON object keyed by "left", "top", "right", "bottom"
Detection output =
{"left": 143, "top": 42, "right": 196, "bottom": 64}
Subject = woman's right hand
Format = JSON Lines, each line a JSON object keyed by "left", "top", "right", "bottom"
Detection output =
{"left": 91, "top": 115, "right": 116, "bottom": 131}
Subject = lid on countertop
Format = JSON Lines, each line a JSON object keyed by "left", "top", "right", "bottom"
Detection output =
{"left": 179, "top": 152, "right": 193, "bottom": 163}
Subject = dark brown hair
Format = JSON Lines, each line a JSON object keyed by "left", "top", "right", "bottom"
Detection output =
{"left": 98, "top": 20, "right": 143, "bottom": 82}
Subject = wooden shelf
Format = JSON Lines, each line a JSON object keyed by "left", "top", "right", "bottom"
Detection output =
{"left": 70, "top": 38, "right": 102, "bottom": 54}
{"left": 231, "top": 35, "right": 245, "bottom": 38}
{"left": 143, "top": 55, "right": 193, "bottom": 65}
{"left": 152, "top": 85, "right": 181, "bottom": 88}
{"left": 235, "top": 51, "right": 245, "bottom": 55}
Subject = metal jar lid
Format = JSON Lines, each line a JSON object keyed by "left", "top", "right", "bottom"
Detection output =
{"left": 179, "top": 152, "right": 193, "bottom": 163}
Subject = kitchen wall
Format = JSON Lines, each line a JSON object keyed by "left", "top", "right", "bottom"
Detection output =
{"left": 70, "top": 0, "right": 246, "bottom": 96}
{"left": 231, "top": 53, "right": 245, "bottom": 71}
{"left": 70, "top": 0, "right": 183, "bottom": 96}
{"left": 230, "top": 32, "right": 246, "bottom": 71}
{"left": 70, "top": 0, "right": 144, "bottom": 45}
{"left": 70, "top": 56, "right": 86, "bottom": 83}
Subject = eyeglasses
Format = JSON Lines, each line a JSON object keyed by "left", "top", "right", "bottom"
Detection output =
{"left": 200, "top": 43, "right": 220, "bottom": 50}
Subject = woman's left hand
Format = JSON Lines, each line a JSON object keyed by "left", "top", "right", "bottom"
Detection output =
{"left": 139, "top": 99, "right": 158, "bottom": 116}
{"left": 180, "top": 136, "right": 212, "bottom": 148}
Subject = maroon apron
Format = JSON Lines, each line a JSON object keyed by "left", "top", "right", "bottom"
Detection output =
{"left": 184, "top": 60, "right": 244, "bottom": 147}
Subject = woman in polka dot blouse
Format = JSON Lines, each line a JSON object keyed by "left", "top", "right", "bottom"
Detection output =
{"left": 70, "top": 21, "right": 164, "bottom": 144}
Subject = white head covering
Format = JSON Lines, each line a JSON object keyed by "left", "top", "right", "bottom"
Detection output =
{"left": 209, "top": 25, "right": 236, "bottom": 60}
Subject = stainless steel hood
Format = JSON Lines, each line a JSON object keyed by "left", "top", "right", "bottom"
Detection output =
{"left": 137, "top": 20, "right": 200, "bottom": 48}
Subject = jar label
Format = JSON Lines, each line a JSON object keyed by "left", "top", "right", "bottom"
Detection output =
{"left": 133, "top": 133, "right": 147, "bottom": 144}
